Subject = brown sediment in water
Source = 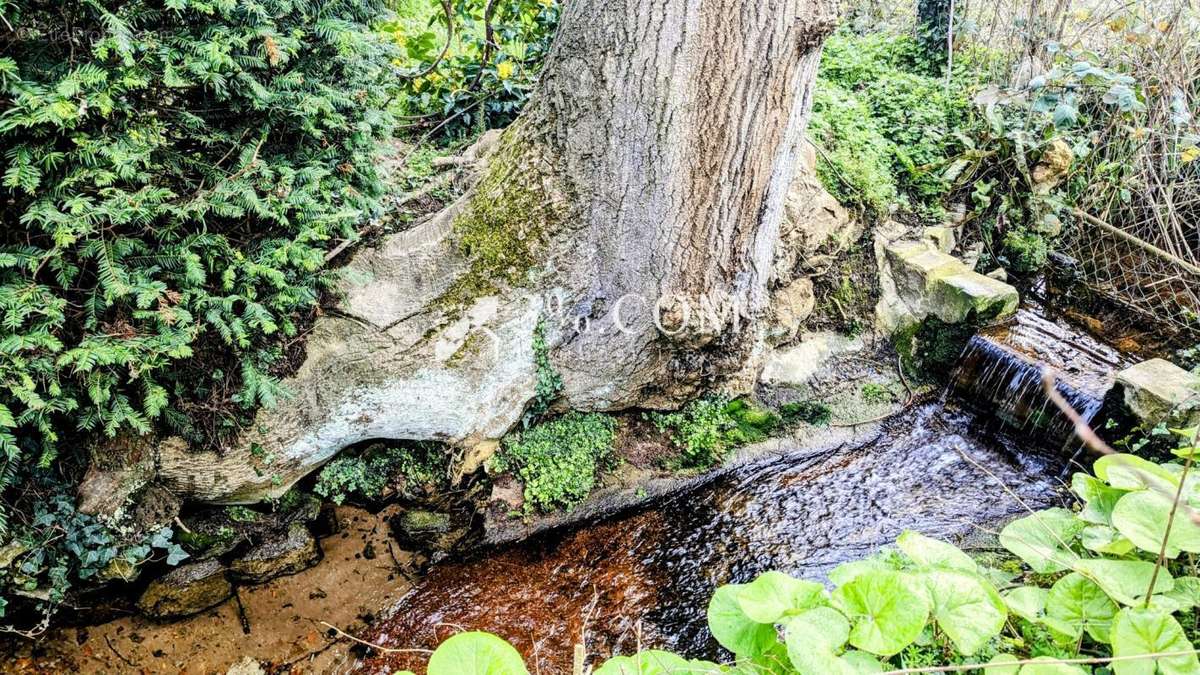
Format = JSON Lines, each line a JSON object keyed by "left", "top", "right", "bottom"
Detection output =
{"left": 359, "top": 402, "right": 1068, "bottom": 674}
{"left": 2, "top": 506, "right": 406, "bottom": 674}
{"left": 359, "top": 510, "right": 673, "bottom": 674}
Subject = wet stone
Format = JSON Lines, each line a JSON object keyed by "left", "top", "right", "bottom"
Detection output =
{"left": 137, "top": 559, "right": 232, "bottom": 619}
{"left": 229, "top": 522, "right": 321, "bottom": 584}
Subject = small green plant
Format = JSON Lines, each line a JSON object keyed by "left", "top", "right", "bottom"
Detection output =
{"left": 491, "top": 412, "right": 616, "bottom": 513}
{"left": 525, "top": 319, "right": 563, "bottom": 425}
{"left": 860, "top": 383, "right": 896, "bottom": 405}
{"left": 648, "top": 397, "right": 782, "bottom": 469}
{"left": 1001, "top": 227, "right": 1052, "bottom": 274}
{"left": 314, "top": 442, "right": 446, "bottom": 505}
{"left": 780, "top": 401, "right": 833, "bottom": 427}
{"left": 0, "top": 490, "right": 187, "bottom": 624}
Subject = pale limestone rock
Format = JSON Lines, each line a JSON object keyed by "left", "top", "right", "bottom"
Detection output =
{"left": 774, "top": 140, "right": 862, "bottom": 283}
{"left": 760, "top": 332, "right": 867, "bottom": 386}
{"left": 1115, "top": 359, "right": 1200, "bottom": 428}
{"left": 875, "top": 234, "right": 1018, "bottom": 334}
{"left": 768, "top": 277, "right": 816, "bottom": 345}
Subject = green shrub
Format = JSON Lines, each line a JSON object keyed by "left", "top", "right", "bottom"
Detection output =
{"left": 808, "top": 81, "right": 898, "bottom": 220}
{"left": 0, "top": 488, "right": 187, "bottom": 623}
{"left": 0, "top": 0, "right": 399, "bottom": 526}
{"left": 314, "top": 442, "right": 446, "bottom": 505}
{"left": 491, "top": 412, "right": 616, "bottom": 513}
{"left": 381, "top": 0, "right": 559, "bottom": 141}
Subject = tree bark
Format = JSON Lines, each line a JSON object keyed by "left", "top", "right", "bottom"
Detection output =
{"left": 507, "top": 0, "right": 836, "bottom": 408}
{"left": 121, "top": 0, "right": 837, "bottom": 504}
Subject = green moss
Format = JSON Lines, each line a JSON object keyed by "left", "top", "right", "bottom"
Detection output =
{"left": 894, "top": 317, "right": 975, "bottom": 383}
{"left": 779, "top": 400, "right": 833, "bottom": 427}
{"left": 436, "top": 125, "right": 562, "bottom": 310}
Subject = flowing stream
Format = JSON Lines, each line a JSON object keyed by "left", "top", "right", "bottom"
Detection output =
{"left": 359, "top": 401, "right": 1070, "bottom": 673}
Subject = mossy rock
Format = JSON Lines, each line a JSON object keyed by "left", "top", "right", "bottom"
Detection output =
{"left": 229, "top": 522, "right": 321, "bottom": 584}
{"left": 137, "top": 560, "right": 232, "bottom": 619}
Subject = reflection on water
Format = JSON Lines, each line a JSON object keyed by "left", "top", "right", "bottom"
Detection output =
{"left": 360, "top": 402, "right": 1067, "bottom": 674}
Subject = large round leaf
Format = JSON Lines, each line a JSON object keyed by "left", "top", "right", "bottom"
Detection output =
{"left": 1003, "top": 586, "right": 1048, "bottom": 623}
{"left": 1045, "top": 572, "right": 1117, "bottom": 643}
{"left": 707, "top": 584, "right": 780, "bottom": 658}
{"left": 593, "top": 651, "right": 722, "bottom": 675}
{"left": 735, "top": 571, "right": 826, "bottom": 623}
{"left": 999, "top": 508, "right": 1082, "bottom": 573}
{"left": 1080, "top": 524, "right": 1135, "bottom": 556}
{"left": 1017, "top": 657, "right": 1088, "bottom": 674}
{"left": 921, "top": 570, "right": 1005, "bottom": 655}
{"left": 785, "top": 607, "right": 854, "bottom": 675}
{"left": 897, "top": 530, "right": 977, "bottom": 572}
{"left": 1073, "top": 558, "right": 1173, "bottom": 606}
{"left": 1110, "top": 607, "right": 1200, "bottom": 675}
{"left": 832, "top": 570, "right": 930, "bottom": 656}
{"left": 1093, "top": 454, "right": 1178, "bottom": 491}
{"left": 1072, "top": 473, "right": 1129, "bottom": 525}
{"left": 427, "top": 631, "right": 530, "bottom": 675}
{"left": 1112, "top": 489, "right": 1200, "bottom": 558}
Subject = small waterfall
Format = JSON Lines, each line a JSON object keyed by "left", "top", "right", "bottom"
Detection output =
{"left": 949, "top": 308, "right": 1131, "bottom": 447}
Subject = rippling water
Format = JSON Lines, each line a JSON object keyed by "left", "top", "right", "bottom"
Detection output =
{"left": 358, "top": 401, "right": 1068, "bottom": 673}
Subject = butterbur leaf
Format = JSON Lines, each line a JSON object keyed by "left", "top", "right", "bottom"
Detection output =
{"left": 828, "top": 558, "right": 892, "bottom": 587}
{"left": 1112, "top": 489, "right": 1200, "bottom": 557}
{"left": 1045, "top": 572, "right": 1117, "bottom": 643}
{"left": 594, "top": 650, "right": 721, "bottom": 674}
{"left": 1094, "top": 454, "right": 1178, "bottom": 490}
{"left": 785, "top": 607, "right": 853, "bottom": 675}
{"left": 921, "top": 569, "right": 1005, "bottom": 655}
{"left": 1003, "top": 586, "right": 1047, "bottom": 623}
{"left": 1073, "top": 559, "right": 1173, "bottom": 606}
{"left": 735, "top": 571, "right": 826, "bottom": 623}
{"left": 1162, "top": 576, "right": 1200, "bottom": 610}
{"left": 999, "top": 508, "right": 1081, "bottom": 573}
{"left": 1072, "top": 473, "right": 1127, "bottom": 525}
{"left": 983, "top": 653, "right": 1019, "bottom": 674}
{"left": 897, "top": 531, "right": 976, "bottom": 572}
{"left": 839, "top": 651, "right": 882, "bottom": 672}
{"left": 832, "top": 570, "right": 929, "bottom": 656}
{"left": 1110, "top": 607, "right": 1199, "bottom": 675}
{"left": 706, "top": 584, "right": 779, "bottom": 658}
{"left": 426, "top": 631, "right": 529, "bottom": 675}
{"left": 1080, "top": 525, "right": 1135, "bottom": 556}
{"left": 1017, "top": 658, "right": 1088, "bottom": 674}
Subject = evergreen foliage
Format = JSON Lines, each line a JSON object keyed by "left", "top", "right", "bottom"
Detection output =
{"left": 0, "top": 0, "right": 399, "bottom": 529}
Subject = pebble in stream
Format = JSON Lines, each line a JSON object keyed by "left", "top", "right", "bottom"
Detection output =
{"left": 359, "top": 402, "right": 1068, "bottom": 674}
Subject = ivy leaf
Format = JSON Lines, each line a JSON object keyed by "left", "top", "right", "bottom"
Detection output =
{"left": 734, "top": 571, "right": 826, "bottom": 623}
{"left": 1045, "top": 572, "right": 1118, "bottom": 643}
{"left": 897, "top": 531, "right": 976, "bottom": 572}
{"left": 921, "top": 569, "right": 1006, "bottom": 655}
{"left": 1110, "top": 607, "right": 1199, "bottom": 675}
{"left": 1073, "top": 559, "right": 1173, "bottom": 606}
{"left": 426, "top": 631, "right": 530, "bottom": 675}
{"left": 1112, "top": 490, "right": 1200, "bottom": 557}
{"left": 706, "top": 584, "right": 779, "bottom": 658}
{"left": 999, "top": 508, "right": 1082, "bottom": 573}
{"left": 832, "top": 570, "right": 930, "bottom": 656}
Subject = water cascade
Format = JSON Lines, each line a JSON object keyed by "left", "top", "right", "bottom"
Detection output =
{"left": 950, "top": 308, "right": 1132, "bottom": 445}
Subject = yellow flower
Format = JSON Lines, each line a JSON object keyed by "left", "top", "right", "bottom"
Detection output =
{"left": 1181, "top": 146, "right": 1200, "bottom": 163}
{"left": 496, "top": 61, "right": 515, "bottom": 80}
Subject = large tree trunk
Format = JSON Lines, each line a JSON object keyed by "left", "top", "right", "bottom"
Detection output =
{"left": 125, "top": 0, "right": 836, "bottom": 504}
